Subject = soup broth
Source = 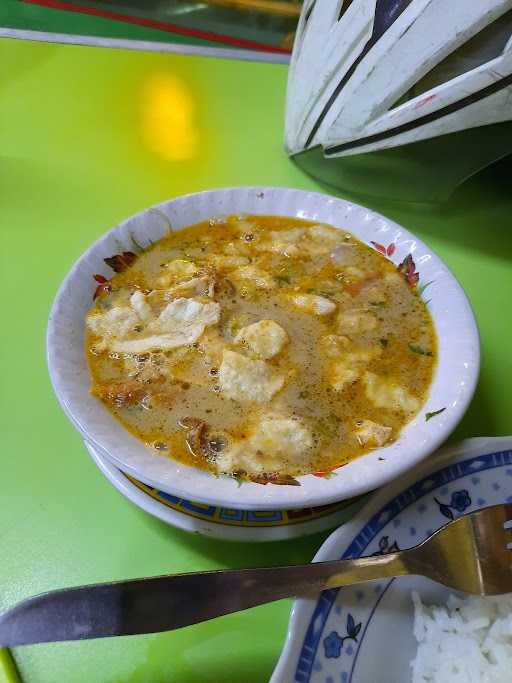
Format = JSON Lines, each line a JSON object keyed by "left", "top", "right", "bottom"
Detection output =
{"left": 86, "top": 215, "right": 436, "bottom": 482}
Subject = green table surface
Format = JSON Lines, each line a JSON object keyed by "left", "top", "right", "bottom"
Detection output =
{"left": 1, "top": 37, "right": 512, "bottom": 683}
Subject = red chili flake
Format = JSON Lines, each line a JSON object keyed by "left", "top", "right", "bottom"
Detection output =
{"left": 104, "top": 251, "right": 137, "bottom": 273}
{"left": 93, "top": 274, "right": 108, "bottom": 284}
{"left": 386, "top": 243, "right": 396, "bottom": 256}
{"left": 345, "top": 274, "right": 380, "bottom": 297}
{"left": 312, "top": 463, "right": 345, "bottom": 478}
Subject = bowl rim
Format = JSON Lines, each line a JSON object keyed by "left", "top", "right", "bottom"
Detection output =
{"left": 47, "top": 186, "right": 480, "bottom": 510}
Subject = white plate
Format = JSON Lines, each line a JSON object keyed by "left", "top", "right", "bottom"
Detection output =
{"left": 47, "top": 186, "right": 479, "bottom": 510}
{"left": 84, "top": 439, "right": 367, "bottom": 542}
{"left": 271, "top": 436, "right": 512, "bottom": 683}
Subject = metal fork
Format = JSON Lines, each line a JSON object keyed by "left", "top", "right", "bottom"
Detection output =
{"left": 1, "top": 505, "right": 511, "bottom": 647}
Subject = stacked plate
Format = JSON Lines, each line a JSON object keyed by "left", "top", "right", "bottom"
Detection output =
{"left": 47, "top": 187, "right": 479, "bottom": 542}
{"left": 83, "top": 439, "right": 366, "bottom": 542}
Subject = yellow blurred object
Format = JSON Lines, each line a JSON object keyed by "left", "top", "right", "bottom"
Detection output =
{"left": 0, "top": 649, "right": 21, "bottom": 683}
{"left": 280, "top": 31, "right": 296, "bottom": 49}
{"left": 141, "top": 73, "right": 199, "bottom": 161}
{"left": 191, "top": 0, "right": 301, "bottom": 17}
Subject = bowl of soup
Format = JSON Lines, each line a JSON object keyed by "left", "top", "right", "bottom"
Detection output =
{"left": 47, "top": 187, "right": 479, "bottom": 510}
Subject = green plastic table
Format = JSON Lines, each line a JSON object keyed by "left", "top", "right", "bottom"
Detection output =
{"left": 1, "top": 37, "right": 511, "bottom": 683}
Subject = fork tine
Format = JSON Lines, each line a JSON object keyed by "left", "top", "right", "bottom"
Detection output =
{"left": 471, "top": 504, "right": 512, "bottom": 595}
{"left": 503, "top": 502, "right": 512, "bottom": 524}
{"left": 416, "top": 504, "right": 512, "bottom": 595}
{"left": 473, "top": 504, "right": 512, "bottom": 539}
{"left": 504, "top": 525, "right": 512, "bottom": 549}
{"left": 477, "top": 503, "right": 512, "bottom": 528}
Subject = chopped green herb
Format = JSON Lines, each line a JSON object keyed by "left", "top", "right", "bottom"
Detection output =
{"left": 409, "top": 344, "right": 433, "bottom": 357}
{"left": 316, "top": 421, "right": 337, "bottom": 439}
{"left": 417, "top": 280, "right": 433, "bottom": 297}
{"left": 425, "top": 408, "right": 446, "bottom": 421}
{"left": 276, "top": 274, "right": 291, "bottom": 285}
{"left": 227, "top": 318, "right": 241, "bottom": 337}
{"left": 379, "top": 338, "right": 389, "bottom": 348}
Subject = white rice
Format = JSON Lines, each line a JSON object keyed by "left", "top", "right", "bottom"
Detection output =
{"left": 411, "top": 591, "right": 512, "bottom": 682}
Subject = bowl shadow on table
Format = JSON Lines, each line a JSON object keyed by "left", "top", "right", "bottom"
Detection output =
{"left": 314, "top": 155, "right": 512, "bottom": 262}
{"left": 450, "top": 370, "right": 502, "bottom": 444}
{"left": 118, "top": 515, "right": 332, "bottom": 683}
{"left": 137, "top": 508, "right": 333, "bottom": 568}
{"left": 411, "top": 156, "right": 512, "bottom": 260}
{"left": 82, "top": 452, "right": 334, "bottom": 683}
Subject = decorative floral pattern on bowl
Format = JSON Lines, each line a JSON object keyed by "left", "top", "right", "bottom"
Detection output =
{"left": 370, "top": 241, "right": 426, "bottom": 293}
{"left": 127, "top": 475, "right": 359, "bottom": 528}
{"left": 271, "top": 437, "right": 512, "bottom": 683}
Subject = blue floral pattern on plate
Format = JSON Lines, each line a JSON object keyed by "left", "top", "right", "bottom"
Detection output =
{"left": 270, "top": 439, "right": 512, "bottom": 683}
{"left": 323, "top": 614, "right": 362, "bottom": 659}
{"left": 434, "top": 489, "right": 472, "bottom": 520}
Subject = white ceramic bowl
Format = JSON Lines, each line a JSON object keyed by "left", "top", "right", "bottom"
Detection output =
{"left": 47, "top": 187, "right": 479, "bottom": 511}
